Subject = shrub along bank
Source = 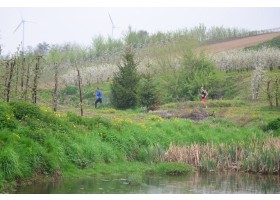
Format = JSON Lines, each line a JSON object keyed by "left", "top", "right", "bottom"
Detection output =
{"left": 0, "top": 101, "right": 279, "bottom": 192}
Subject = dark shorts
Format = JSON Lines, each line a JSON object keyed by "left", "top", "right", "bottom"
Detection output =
{"left": 95, "top": 98, "right": 102, "bottom": 107}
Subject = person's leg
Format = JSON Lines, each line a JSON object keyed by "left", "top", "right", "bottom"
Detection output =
{"left": 95, "top": 99, "right": 98, "bottom": 108}
{"left": 95, "top": 98, "right": 102, "bottom": 108}
{"left": 204, "top": 98, "right": 207, "bottom": 108}
{"left": 202, "top": 98, "right": 207, "bottom": 108}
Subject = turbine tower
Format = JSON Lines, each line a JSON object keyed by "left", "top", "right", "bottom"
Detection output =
{"left": 108, "top": 12, "right": 118, "bottom": 39}
{"left": 13, "top": 17, "right": 34, "bottom": 54}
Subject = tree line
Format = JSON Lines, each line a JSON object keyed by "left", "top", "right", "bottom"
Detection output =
{"left": 1, "top": 24, "right": 279, "bottom": 113}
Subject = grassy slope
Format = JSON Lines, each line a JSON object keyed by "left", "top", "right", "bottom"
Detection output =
{"left": 1, "top": 34, "right": 280, "bottom": 192}
{"left": 0, "top": 99, "right": 279, "bottom": 183}
{"left": 1, "top": 95, "right": 280, "bottom": 192}
{"left": 42, "top": 67, "right": 280, "bottom": 128}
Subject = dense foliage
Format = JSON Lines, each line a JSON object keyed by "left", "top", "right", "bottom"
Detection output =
{"left": 179, "top": 50, "right": 225, "bottom": 100}
{"left": 110, "top": 47, "right": 140, "bottom": 109}
{"left": 265, "top": 118, "right": 280, "bottom": 135}
{"left": 137, "top": 72, "right": 161, "bottom": 111}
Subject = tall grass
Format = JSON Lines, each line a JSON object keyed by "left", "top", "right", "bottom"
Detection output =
{"left": 0, "top": 101, "right": 279, "bottom": 192}
{"left": 0, "top": 147, "right": 21, "bottom": 180}
{"left": 163, "top": 136, "right": 280, "bottom": 174}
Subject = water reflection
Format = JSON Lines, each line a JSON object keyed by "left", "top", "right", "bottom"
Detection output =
{"left": 16, "top": 172, "right": 280, "bottom": 194}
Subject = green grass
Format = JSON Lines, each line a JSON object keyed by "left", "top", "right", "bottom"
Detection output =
{"left": 0, "top": 98, "right": 280, "bottom": 192}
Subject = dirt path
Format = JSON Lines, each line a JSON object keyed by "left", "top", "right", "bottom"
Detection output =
{"left": 202, "top": 32, "right": 280, "bottom": 53}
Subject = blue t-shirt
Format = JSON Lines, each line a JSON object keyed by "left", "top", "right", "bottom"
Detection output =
{"left": 96, "top": 89, "right": 102, "bottom": 99}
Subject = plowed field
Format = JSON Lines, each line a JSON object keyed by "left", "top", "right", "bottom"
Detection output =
{"left": 203, "top": 32, "right": 280, "bottom": 53}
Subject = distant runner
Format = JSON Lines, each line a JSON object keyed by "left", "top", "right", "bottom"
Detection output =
{"left": 95, "top": 87, "right": 102, "bottom": 108}
{"left": 201, "top": 87, "right": 208, "bottom": 108}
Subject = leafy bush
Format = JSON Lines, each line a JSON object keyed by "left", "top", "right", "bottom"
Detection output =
{"left": 0, "top": 103, "right": 17, "bottom": 130}
{"left": 60, "top": 85, "right": 78, "bottom": 95}
{"left": 176, "top": 49, "right": 225, "bottom": 101}
{"left": 9, "top": 101, "right": 42, "bottom": 120}
{"left": 265, "top": 118, "right": 280, "bottom": 134}
{"left": 160, "top": 49, "right": 225, "bottom": 102}
{"left": 138, "top": 74, "right": 161, "bottom": 111}
{"left": 83, "top": 90, "right": 93, "bottom": 100}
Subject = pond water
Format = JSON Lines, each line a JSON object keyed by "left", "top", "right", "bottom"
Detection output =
{"left": 15, "top": 172, "right": 280, "bottom": 194}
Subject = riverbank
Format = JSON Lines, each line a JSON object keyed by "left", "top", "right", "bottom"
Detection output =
{"left": 0, "top": 100, "right": 279, "bottom": 193}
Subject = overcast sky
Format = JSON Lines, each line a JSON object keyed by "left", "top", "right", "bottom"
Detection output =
{"left": 0, "top": 1, "right": 280, "bottom": 55}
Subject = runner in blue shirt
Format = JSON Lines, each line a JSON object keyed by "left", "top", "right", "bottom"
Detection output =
{"left": 95, "top": 87, "right": 102, "bottom": 108}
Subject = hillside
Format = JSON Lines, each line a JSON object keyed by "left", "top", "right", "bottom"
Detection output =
{"left": 202, "top": 32, "right": 280, "bottom": 53}
{"left": 1, "top": 31, "right": 280, "bottom": 193}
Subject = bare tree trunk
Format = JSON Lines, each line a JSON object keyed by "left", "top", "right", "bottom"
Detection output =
{"left": 15, "top": 59, "right": 19, "bottom": 98}
{"left": 20, "top": 57, "right": 25, "bottom": 99}
{"left": 32, "top": 56, "right": 42, "bottom": 104}
{"left": 6, "top": 59, "right": 16, "bottom": 102}
{"left": 276, "top": 78, "right": 279, "bottom": 107}
{"left": 32, "top": 62, "right": 39, "bottom": 103}
{"left": 3, "top": 61, "right": 9, "bottom": 100}
{"left": 76, "top": 67, "right": 83, "bottom": 116}
{"left": 255, "top": 83, "right": 260, "bottom": 101}
{"left": 23, "top": 62, "right": 30, "bottom": 101}
{"left": 267, "top": 80, "right": 273, "bottom": 107}
{"left": 53, "top": 63, "right": 59, "bottom": 112}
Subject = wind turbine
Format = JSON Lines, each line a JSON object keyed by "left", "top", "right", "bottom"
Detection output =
{"left": 108, "top": 12, "right": 118, "bottom": 39}
{"left": 13, "top": 17, "right": 35, "bottom": 54}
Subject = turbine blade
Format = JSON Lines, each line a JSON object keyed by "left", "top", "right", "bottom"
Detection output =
{"left": 13, "top": 21, "right": 23, "bottom": 33}
{"left": 108, "top": 12, "right": 115, "bottom": 26}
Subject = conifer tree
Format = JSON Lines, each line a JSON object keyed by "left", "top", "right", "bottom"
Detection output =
{"left": 111, "top": 46, "right": 140, "bottom": 109}
{"left": 138, "top": 74, "right": 160, "bottom": 111}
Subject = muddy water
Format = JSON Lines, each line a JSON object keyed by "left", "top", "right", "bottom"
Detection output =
{"left": 15, "top": 172, "right": 280, "bottom": 194}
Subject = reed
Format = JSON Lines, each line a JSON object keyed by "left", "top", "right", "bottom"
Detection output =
{"left": 163, "top": 137, "right": 280, "bottom": 174}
